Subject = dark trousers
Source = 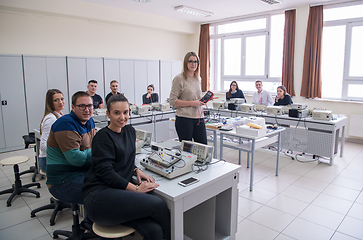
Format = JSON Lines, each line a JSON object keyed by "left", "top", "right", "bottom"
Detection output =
{"left": 84, "top": 188, "right": 171, "bottom": 240}
{"left": 175, "top": 116, "right": 207, "bottom": 144}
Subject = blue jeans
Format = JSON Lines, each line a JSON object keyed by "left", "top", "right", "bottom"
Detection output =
{"left": 49, "top": 175, "right": 85, "bottom": 204}
{"left": 38, "top": 157, "right": 46, "bottom": 173}
{"left": 84, "top": 188, "right": 171, "bottom": 240}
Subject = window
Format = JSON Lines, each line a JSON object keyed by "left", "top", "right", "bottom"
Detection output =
{"left": 210, "top": 14, "right": 284, "bottom": 94}
{"left": 321, "top": 3, "right": 363, "bottom": 101}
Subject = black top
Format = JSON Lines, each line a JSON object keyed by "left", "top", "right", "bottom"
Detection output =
{"left": 91, "top": 94, "right": 104, "bottom": 109}
{"left": 142, "top": 93, "right": 159, "bottom": 104}
{"left": 82, "top": 125, "right": 136, "bottom": 199}
{"left": 274, "top": 94, "right": 293, "bottom": 106}
{"left": 226, "top": 89, "right": 245, "bottom": 101}
{"left": 105, "top": 92, "right": 121, "bottom": 105}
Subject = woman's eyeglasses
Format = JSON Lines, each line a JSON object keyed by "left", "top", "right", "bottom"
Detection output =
{"left": 188, "top": 60, "right": 199, "bottom": 64}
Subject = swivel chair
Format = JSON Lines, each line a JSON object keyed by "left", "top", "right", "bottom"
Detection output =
{"left": 31, "top": 196, "right": 71, "bottom": 226}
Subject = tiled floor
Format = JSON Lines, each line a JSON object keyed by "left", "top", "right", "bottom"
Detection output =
{"left": 0, "top": 141, "right": 363, "bottom": 240}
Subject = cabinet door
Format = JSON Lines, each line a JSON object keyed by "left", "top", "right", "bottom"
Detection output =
{"left": 67, "top": 57, "right": 87, "bottom": 108}
{"left": 160, "top": 61, "right": 172, "bottom": 103}
{"left": 147, "top": 61, "right": 160, "bottom": 101}
{"left": 86, "top": 58, "right": 104, "bottom": 102}
{"left": 47, "top": 57, "right": 69, "bottom": 113}
{"left": 120, "top": 60, "right": 135, "bottom": 104}
{"left": 134, "top": 60, "right": 148, "bottom": 106}
{"left": 23, "top": 56, "right": 48, "bottom": 133}
{"left": 104, "top": 58, "right": 121, "bottom": 97}
{"left": 0, "top": 55, "right": 28, "bottom": 149}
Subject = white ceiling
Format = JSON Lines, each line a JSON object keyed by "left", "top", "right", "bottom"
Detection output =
{"left": 75, "top": 0, "right": 337, "bottom": 23}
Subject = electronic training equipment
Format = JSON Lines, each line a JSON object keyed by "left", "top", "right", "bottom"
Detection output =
{"left": 213, "top": 101, "right": 226, "bottom": 109}
{"left": 240, "top": 103, "right": 254, "bottom": 113}
{"left": 151, "top": 103, "right": 171, "bottom": 111}
{"left": 180, "top": 140, "right": 214, "bottom": 163}
{"left": 291, "top": 103, "right": 308, "bottom": 110}
{"left": 131, "top": 105, "right": 150, "bottom": 115}
{"left": 312, "top": 109, "right": 333, "bottom": 121}
{"left": 140, "top": 148, "right": 197, "bottom": 179}
{"left": 289, "top": 108, "right": 309, "bottom": 118}
{"left": 135, "top": 129, "right": 152, "bottom": 154}
{"left": 266, "top": 106, "right": 283, "bottom": 115}
{"left": 254, "top": 104, "right": 266, "bottom": 111}
{"left": 200, "top": 91, "right": 214, "bottom": 103}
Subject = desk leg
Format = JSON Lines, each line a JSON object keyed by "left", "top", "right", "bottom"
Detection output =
{"left": 220, "top": 133, "right": 224, "bottom": 160}
{"left": 213, "top": 131, "right": 217, "bottom": 158}
{"left": 238, "top": 137, "right": 241, "bottom": 165}
{"left": 340, "top": 125, "right": 345, "bottom": 158}
{"left": 276, "top": 132, "right": 281, "bottom": 176}
{"left": 250, "top": 139, "right": 255, "bottom": 191}
{"left": 170, "top": 199, "right": 184, "bottom": 240}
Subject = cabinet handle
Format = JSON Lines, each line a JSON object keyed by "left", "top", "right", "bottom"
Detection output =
{"left": 2, "top": 100, "right": 7, "bottom": 105}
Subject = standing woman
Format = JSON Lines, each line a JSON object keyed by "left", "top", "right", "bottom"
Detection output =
{"left": 169, "top": 52, "right": 207, "bottom": 144}
{"left": 274, "top": 85, "right": 293, "bottom": 106}
{"left": 142, "top": 84, "right": 159, "bottom": 104}
{"left": 226, "top": 81, "right": 246, "bottom": 101}
{"left": 82, "top": 94, "right": 170, "bottom": 240}
{"left": 39, "top": 89, "right": 65, "bottom": 174}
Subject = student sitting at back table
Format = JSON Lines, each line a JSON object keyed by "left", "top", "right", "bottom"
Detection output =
{"left": 105, "top": 80, "right": 121, "bottom": 105}
{"left": 252, "top": 80, "right": 274, "bottom": 106}
{"left": 87, "top": 79, "right": 104, "bottom": 109}
{"left": 142, "top": 84, "right": 159, "bottom": 104}
{"left": 274, "top": 85, "right": 293, "bottom": 106}
{"left": 226, "top": 81, "right": 246, "bottom": 102}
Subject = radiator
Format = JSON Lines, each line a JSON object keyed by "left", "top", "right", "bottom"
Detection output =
{"left": 349, "top": 115, "right": 363, "bottom": 137}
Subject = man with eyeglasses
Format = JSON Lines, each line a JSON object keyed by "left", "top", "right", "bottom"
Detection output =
{"left": 46, "top": 91, "right": 95, "bottom": 205}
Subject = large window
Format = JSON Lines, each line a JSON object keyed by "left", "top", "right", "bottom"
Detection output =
{"left": 322, "top": 3, "right": 363, "bottom": 101}
{"left": 210, "top": 14, "right": 284, "bottom": 94}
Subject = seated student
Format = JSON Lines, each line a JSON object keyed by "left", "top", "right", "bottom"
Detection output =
{"left": 82, "top": 94, "right": 171, "bottom": 240}
{"left": 274, "top": 85, "right": 293, "bottom": 106}
{"left": 87, "top": 79, "right": 104, "bottom": 109}
{"left": 39, "top": 89, "right": 65, "bottom": 174}
{"left": 252, "top": 80, "right": 274, "bottom": 106}
{"left": 105, "top": 80, "right": 121, "bottom": 105}
{"left": 142, "top": 84, "right": 159, "bottom": 104}
{"left": 226, "top": 81, "right": 246, "bottom": 102}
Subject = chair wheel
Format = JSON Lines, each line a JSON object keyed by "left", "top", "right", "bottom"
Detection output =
{"left": 31, "top": 213, "right": 35, "bottom": 218}
{"left": 53, "top": 233, "right": 58, "bottom": 239}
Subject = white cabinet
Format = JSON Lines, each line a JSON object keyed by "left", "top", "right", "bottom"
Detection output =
{"left": 120, "top": 60, "right": 135, "bottom": 104}
{"left": 160, "top": 61, "right": 182, "bottom": 103}
{"left": 23, "top": 56, "right": 68, "bottom": 132}
{"left": 67, "top": 57, "right": 104, "bottom": 109}
{"left": 0, "top": 55, "right": 28, "bottom": 151}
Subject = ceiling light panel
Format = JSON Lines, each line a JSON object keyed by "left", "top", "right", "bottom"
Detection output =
{"left": 261, "top": 0, "right": 282, "bottom": 5}
{"left": 175, "top": 5, "right": 213, "bottom": 17}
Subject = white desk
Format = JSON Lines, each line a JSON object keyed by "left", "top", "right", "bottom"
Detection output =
{"left": 206, "top": 126, "right": 284, "bottom": 191}
{"left": 209, "top": 109, "right": 346, "bottom": 165}
{"left": 135, "top": 155, "right": 241, "bottom": 240}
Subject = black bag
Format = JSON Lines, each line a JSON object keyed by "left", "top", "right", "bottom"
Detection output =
{"left": 22, "top": 132, "right": 35, "bottom": 148}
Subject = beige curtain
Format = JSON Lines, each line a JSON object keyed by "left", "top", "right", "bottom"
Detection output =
{"left": 282, "top": 9, "right": 296, "bottom": 96}
{"left": 301, "top": 5, "right": 323, "bottom": 98}
{"left": 198, "top": 24, "right": 210, "bottom": 92}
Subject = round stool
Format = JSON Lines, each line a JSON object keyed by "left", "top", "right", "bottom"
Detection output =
{"left": 92, "top": 223, "right": 135, "bottom": 239}
{"left": 0, "top": 156, "right": 40, "bottom": 207}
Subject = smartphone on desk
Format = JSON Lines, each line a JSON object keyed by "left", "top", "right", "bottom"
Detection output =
{"left": 200, "top": 91, "right": 214, "bottom": 103}
{"left": 178, "top": 177, "right": 199, "bottom": 187}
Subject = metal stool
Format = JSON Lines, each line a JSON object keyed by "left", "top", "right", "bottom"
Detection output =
{"left": 0, "top": 156, "right": 40, "bottom": 207}
{"left": 93, "top": 223, "right": 135, "bottom": 239}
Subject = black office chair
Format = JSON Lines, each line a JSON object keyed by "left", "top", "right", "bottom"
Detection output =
{"left": 52, "top": 203, "right": 97, "bottom": 240}
{"left": 31, "top": 196, "right": 71, "bottom": 226}
{"left": 20, "top": 133, "right": 40, "bottom": 182}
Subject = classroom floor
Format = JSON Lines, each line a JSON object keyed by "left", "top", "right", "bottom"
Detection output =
{"left": 0, "top": 141, "right": 362, "bottom": 240}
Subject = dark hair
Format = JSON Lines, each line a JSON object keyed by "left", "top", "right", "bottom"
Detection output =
{"left": 107, "top": 93, "right": 129, "bottom": 112}
{"left": 227, "top": 81, "right": 239, "bottom": 98}
{"left": 277, "top": 85, "right": 287, "bottom": 95}
{"left": 147, "top": 84, "right": 154, "bottom": 90}
{"left": 40, "top": 89, "right": 63, "bottom": 133}
{"left": 182, "top": 52, "right": 200, "bottom": 80}
{"left": 88, "top": 79, "right": 98, "bottom": 85}
{"left": 72, "top": 91, "right": 91, "bottom": 106}
{"left": 255, "top": 80, "right": 262, "bottom": 84}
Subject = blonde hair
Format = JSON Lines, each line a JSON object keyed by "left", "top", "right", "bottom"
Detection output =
{"left": 182, "top": 52, "right": 200, "bottom": 80}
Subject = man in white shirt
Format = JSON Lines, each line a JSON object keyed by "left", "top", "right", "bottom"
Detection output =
{"left": 252, "top": 80, "right": 274, "bottom": 106}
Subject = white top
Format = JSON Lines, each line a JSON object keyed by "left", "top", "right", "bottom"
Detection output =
{"left": 39, "top": 112, "right": 62, "bottom": 158}
{"left": 252, "top": 90, "right": 274, "bottom": 106}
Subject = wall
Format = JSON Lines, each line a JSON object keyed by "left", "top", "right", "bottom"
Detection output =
{"left": 0, "top": 0, "right": 200, "bottom": 60}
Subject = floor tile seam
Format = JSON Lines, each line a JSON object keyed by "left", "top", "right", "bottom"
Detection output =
{"left": 332, "top": 230, "right": 362, "bottom": 240}
{"left": 242, "top": 217, "right": 282, "bottom": 236}
{"left": 273, "top": 232, "right": 298, "bottom": 240}
{"left": 307, "top": 200, "right": 351, "bottom": 216}
{"left": 0, "top": 217, "right": 35, "bottom": 231}
{"left": 262, "top": 198, "right": 304, "bottom": 218}
{"left": 317, "top": 191, "right": 358, "bottom": 204}
{"left": 328, "top": 181, "right": 363, "bottom": 192}
{"left": 293, "top": 215, "right": 342, "bottom": 233}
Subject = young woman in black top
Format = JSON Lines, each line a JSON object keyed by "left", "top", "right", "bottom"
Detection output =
{"left": 274, "top": 85, "right": 293, "bottom": 106}
{"left": 226, "top": 81, "right": 245, "bottom": 101}
{"left": 82, "top": 94, "right": 170, "bottom": 240}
